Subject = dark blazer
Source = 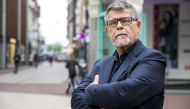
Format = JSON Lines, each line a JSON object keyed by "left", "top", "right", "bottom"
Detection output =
{"left": 71, "top": 40, "right": 166, "bottom": 109}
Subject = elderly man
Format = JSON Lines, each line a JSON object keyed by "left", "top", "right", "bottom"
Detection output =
{"left": 71, "top": 0, "right": 166, "bottom": 109}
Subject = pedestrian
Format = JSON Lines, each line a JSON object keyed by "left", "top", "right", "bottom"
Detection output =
{"left": 48, "top": 56, "right": 53, "bottom": 66}
{"left": 71, "top": 1, "right": 166, "bottom": 109}
{"left": 159, "top": 10, "right": 177, "bottom": 68}
{"left": 14, "top": 53, "right": 21, "bottom": 74}
{"left": 33, "top": 53, "right": 38, "bottom": 68}
{"left": 65, "top": 53, "right": 79, "bottom": 94}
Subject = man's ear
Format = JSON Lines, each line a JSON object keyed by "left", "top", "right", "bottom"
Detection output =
{"left": 105, "top": 27, "right": 108, "bottom": 32}
{"left": 137, "top": 21, "right": 141, "bottom": 28}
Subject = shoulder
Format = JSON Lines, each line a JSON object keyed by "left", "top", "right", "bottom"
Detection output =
{"left": 95, "top": 55, "right": 113, "bottom": 65}
{"left": 144, "top": 48, "right": 165, "bottom": 57}
{"left": 140, "top": 48, "right": 166, "bottom": 63}
{"left": 90, "top": 55, "right": 113, "bottom": 70}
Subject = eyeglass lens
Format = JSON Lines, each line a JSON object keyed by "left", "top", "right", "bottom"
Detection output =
{"left": 107, "top": 17, "right": 135, "bottom": 27}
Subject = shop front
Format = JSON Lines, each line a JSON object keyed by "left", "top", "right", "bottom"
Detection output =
{"left": 144, "top": 0, "right": 190, "bottom": 80}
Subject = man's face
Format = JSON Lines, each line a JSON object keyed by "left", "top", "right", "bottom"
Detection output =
{"left": 105, "top": 9, "right": 140, "bottom": 48}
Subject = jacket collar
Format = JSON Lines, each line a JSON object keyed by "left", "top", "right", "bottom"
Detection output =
{"left": 110, "top": 40, "right": 145, "bottom": 82}
{"left": 113, "top": 40, "right": 144, "bottom": 60}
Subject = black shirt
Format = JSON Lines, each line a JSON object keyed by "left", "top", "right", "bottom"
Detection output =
{"left": 108, "top": 52, "right": 128, "bottom": 82}
{"left": 108, "top": 40, "right": 139, "bottom": 82}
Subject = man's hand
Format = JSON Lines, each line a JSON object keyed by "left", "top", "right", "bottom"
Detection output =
{"left": 91, "top": 75, "right": 99, "bottom": 85}
{"left": 85, "top": 75, "right": 100, "bottom": 91}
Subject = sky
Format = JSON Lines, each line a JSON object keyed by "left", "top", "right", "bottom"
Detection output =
{"left": 38, "top": 0, "right": 69, "bottom": 46}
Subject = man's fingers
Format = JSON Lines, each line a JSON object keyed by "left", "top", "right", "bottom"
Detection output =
{"left": 85, "top": 75, "right": 100, "bottom": 91}
{"left": 93, "top": 75, "right": 99, "bottom": 84}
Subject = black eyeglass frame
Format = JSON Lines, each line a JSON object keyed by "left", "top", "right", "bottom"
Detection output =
{"left": 105, "top": 17, "right": 138, "bottom": 28}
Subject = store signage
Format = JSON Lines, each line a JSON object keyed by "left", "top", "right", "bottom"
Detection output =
{"left": 76, "top": 33, "right": 86, "bottom": 39}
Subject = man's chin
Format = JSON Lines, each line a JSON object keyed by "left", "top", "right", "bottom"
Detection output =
{"left": 114, "top": 43, "right": 130, "bottom": 48}
{"left": 114, "top": 41, "right": 132, "bottom": 48}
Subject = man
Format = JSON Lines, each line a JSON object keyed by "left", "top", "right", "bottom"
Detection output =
{"left": 33, "top": 53, "right": 38, "bottom": 68}
{"left": 14, "top": 53, "right": 21, "bottom": 73}
{"left": 71, "top": 0, "right": 166, "bottom": 109}
{"left": 66, "top": 52, "right": 79, "bottom": 94}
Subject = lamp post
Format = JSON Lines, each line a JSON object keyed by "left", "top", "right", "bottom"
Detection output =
{"left": 1, "top": 0, "right": 7, "bottom": 69}
{"left": 16, "top": 0, "right": 22, "bottom": 54}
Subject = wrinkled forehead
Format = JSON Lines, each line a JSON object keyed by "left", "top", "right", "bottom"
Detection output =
{"left": 105, "top": 8, "right": 132, "bottom": 20}
{"left": 105, "top": 0, "right": 132, "bottom": 14}
{"left": 104, "top": 1, "right": 138, "bottom": 22}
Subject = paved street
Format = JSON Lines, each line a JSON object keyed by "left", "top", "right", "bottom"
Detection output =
{"left": 164, "top": 92, "right": 190, "bottom": 109}
{"left": 0, "top": 61, "right": 190, "bottom": 109}
{"left": 0, "top": 61, "right": 72, "bottom": 109}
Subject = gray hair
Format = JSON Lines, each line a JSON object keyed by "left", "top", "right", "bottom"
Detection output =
{"left": 104, "top": 0, "right": 138, "bottom": 21}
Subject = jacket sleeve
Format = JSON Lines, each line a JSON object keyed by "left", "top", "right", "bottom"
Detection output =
{"left": 84, "top": 52, "right": 166, "bottom": 109}
{"left": 71, "top": 61, "right": 101, "bottom": 109}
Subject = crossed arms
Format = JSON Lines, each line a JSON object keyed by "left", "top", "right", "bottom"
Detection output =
{"left": 71, "top": 53, "right": 166, "bottom": 109}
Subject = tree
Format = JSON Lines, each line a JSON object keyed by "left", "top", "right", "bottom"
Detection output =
{"left": 47, "top": 43, "right": 63, "bottom": 53}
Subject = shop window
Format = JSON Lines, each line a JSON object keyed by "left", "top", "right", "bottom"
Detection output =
{"left": 154, "top": 4, "right": 179, "bottom": 68}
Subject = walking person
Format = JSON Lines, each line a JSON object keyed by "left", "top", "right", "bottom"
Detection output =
{"left": 65, "top": 53, "right": 79, "bottom": 94}
{"left": 14, "top": 53, "right": 21, "bottom": 74}
{"left": 33, "top": 53, "right": 38, "bottom": 68}
{"left": 71, "top": 1, "right": 166, "bottom": 109}
{"left": 48, "top": 56, "right": 53, "bottom": 66}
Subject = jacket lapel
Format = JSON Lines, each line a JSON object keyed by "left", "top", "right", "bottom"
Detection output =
{"left": 110, "top": 40, "right": 145, "bottom": 82}
{"left": 110, "top": 53, "right": 134, "bottom": 82}
{"left": 100, "top": 56, "right": 115, "bottom": 83}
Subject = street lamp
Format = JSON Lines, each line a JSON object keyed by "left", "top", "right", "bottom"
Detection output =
{"left": 1, "top": 0, "right": 7, "bottom": 69}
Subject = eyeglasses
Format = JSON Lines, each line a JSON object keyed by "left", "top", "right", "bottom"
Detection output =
{"left": 106, "top": 17, "right": 138, "bottom": 28}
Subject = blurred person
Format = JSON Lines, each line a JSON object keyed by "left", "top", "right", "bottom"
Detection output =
{"left": 6, "top": 54, "right": 9, "bottom": 68}
{"left": 65, "top": 52, "right": 79, "bottom": 94}
{"left": 78, "top": 58, "right": 88, "bottom": 80}
{"left": 159, "top": 10, "right": 177, "bottom": 68}
{"left": 48, "top": 56, "right": 53, "bottom": 66}
{"left": 29, "top": 53, "right": 34, "bottom": 66}
{"left": 71, "top": 0, "right": 166, "bottom": 109}
{"left": 21, "top": 54, "right": 25, "bottom": 65}
{"left": 14, "top": 53, "right": 21, "bottom": 74}
{"left": 33, "top": 53, "right": 38, "bottom": 68}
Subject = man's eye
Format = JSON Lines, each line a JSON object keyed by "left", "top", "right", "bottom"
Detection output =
{"left": 108, "top": 20, "right": 117, "bottom": 26}
{"left": 122, "top": 18, "right": 130, "bottom": 23}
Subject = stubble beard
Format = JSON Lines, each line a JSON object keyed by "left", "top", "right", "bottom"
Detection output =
{"left": 113, "top": 37, "right": 133, "bottom": 48}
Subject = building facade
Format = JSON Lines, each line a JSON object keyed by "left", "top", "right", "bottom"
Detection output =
{"left": 96, "top": 0, "right": 190, "bottom": 80}
{"left": 67, "top": 0, "right": 91, "bottom": 70}
{"left": 0, "top": 0, "right": 26, "bottom": 67}
{"left": 0, "top": 0, "right": 41, "bottom": 69}
{"left": 143, "top": 0, "right": 190, "bottom": 80}
{"left": 97, "top": 0, "right": 144, "bottom": 59}
{"left": 87, "top": 0, "right": 99, "bottom": 70}
{"left": 27, "top": 0, "right": 42, "bottom": 64}
{"left": 67, "top": 0, "right": 76, "bottom": 42}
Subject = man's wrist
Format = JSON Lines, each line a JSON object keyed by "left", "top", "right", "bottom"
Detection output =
{"left": 84, "top": 84, "right": 95, "bottom": 105}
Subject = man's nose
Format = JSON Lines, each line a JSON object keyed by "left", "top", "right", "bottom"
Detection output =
{"left": 116, "top": 21, "right": 124, "bottom": 30}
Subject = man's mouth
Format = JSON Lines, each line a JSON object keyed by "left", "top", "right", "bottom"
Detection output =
{"left": 115, "top": 33, "right": 128, "bottom": 39}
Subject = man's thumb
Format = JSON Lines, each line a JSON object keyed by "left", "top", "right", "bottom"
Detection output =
{"left": 93, "top": 75, "right": 99, "bottom": 84}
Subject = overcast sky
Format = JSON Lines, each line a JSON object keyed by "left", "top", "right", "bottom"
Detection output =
{"left": 38, "top": 0, "right": 68, "bottom": 46}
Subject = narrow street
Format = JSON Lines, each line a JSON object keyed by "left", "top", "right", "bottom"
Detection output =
{"left": 0, "top": 61, "right": 72, "bottom": 109}
{"left": 164, "top": 92, "right": 190, "bottom": 109}
{"left": 0, "top": 61, "right": 190, "bottom": 109}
